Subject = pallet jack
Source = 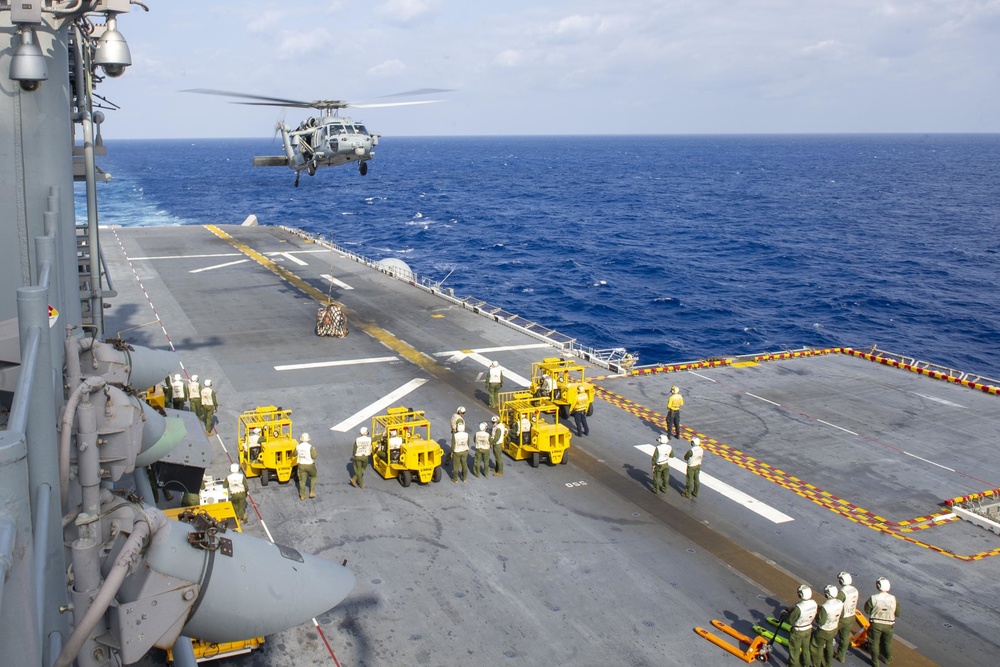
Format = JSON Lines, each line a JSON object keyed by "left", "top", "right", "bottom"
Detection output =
{"left": 695, "top": 619, "right": 773, "bottom": 662}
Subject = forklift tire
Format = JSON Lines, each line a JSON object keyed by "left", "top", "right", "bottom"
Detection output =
{"left": 260, "top": 472, "right": 269, "bottom": 487}
{"left": 432, "top": 466, "right": 442, "bottom": 483}
{"left": 586, "top": 403, "right": 594, "bottom": 417}
{"left": 530, "top": 452, "right": 540, "bottom": 468}
{"left": 399, "top": 470, "right": 413, "bottom": 487}
{"left": 558, "top": 405, "right": 569, "bottom": 420}
{"left": 560, "top": 452, "right": 568, "bottom": 465}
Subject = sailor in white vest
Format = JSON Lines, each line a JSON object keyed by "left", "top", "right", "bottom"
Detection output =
{"left": 296, "top": 433, "right": 318, "bottom": 500}
{"left": 786, "top": 584, "right": 818, "bottom": 667}
{"left": 351, "top": 426, "right": 372, "bottom": 489}
{"left": 451, "top": 422, "right": 470, "bottom": 482}
{"left": 651, "top": 434, "right": 672, "bottom": 494}
{"left": 490, "top": 415, "right": 506, "bottom": 476}
{"left": 682, "top": 436, "right": 704, "bottom": 498}
{"left": 187, "top": 374, "right": 202, "bottom": 420}
{"left": 864, "top": 577, "right": 900, "bottom": 667}
{"left": 200, "top": 379, "right": 218, "bottom": 433}
{"left": 224, "top": 462, "right": 248, "bottom": 523}
{"left": 473, "top": 422, "right": 491, "bottom": 477}
{"left": 486, "top": 360, "right": 504, "bottom": 408}
{"left": 170, "top": 373, "right": 186, "bottom": 410}
{"left": 834, "top": 571, "right": 859, "bottom": 663}
{"left": 811, "top": 584, "right": 845, "bottom": 667}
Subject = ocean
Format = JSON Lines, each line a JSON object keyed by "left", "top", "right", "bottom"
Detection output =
{"left": 82, "top": 134, "right": 1000, "bottom": 379}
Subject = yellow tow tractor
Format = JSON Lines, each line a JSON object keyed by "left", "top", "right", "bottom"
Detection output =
{"left": 498, "top": 391, "right": 571, "bottom": 467}
{"left": 529, "top": 357, "right": 595, "bottom": 420}
{"left": 164, "top": 501, "right": 264, "bottom": 663}
{"left": 237, "top": 406, "right": 298, "bottom": 487}
{"left": 371, "top": 406, "right": 444, "bottom": 487}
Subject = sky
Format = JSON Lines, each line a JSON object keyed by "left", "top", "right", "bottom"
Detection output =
{"left": 98, "top": 0, "right": 1000, "bottom": 139}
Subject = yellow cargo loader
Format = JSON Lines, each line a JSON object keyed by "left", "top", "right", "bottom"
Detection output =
{"left": 529, "top": 357, "right": 595, "bottom": 420}
{"left": 498, "top": 391, "right": 571, "bottom": 467}
{"left": 371, "top": 407, "right": 444, "bottom": 486}
{"left": 237, "top": 406, "right": 298, "bottom": 486}
{"left": 163, "top": 502, "right": 264, "bottom": 663}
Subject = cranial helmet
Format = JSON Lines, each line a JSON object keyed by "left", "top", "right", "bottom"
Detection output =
{"left": 671, "top": 385, "right": 679, "bottom": 394}
{"left": 824, "top": 584, "right": 838, "bottom": 599}
{"left": 797, "top": 585, "right": 812, "bottom": 600}
{"left": 191, "top": 374, "right": 199, "bottom": 382}
{"left": 579, "top": 384, "right": 587, "bottom": 391}
{"left": 491, "top": 416, "right": 499, "bottom": 423}
{"left": 300, "top": 433, "right": 310, "bottom": 442}
{"left": 691, "top": 437, "right": 701, "bottom": 447}
{"left": 457, "top": 423, "right": 465, "bottom": 432}
{"left": 479, "top": 422, "right": 487, "bottom": 431}
{"left": 876, "top": 577, "right": 890, "bottom": 592}
{"left": 458, "top": 406, "right": 466, "bottom": 414}
{"left": 205, "top": 379, "right": 212, "bottom": 387}
{"left": 491, "top": 360, "right": 499, "bottom": 367}
{"left": 174, "top": 374, "right": 182, "bottom": 381}
{"left": 231, "top": 463, "right": 240, "bottom": 473}
{"left": 658, "top": 434, "right": 669, "bottom": 445}
{"left": 838, "top": 572, "right": 852, "bottom": 586}
{"left": 360, "top": 426, "right": 369, "bottom": 435}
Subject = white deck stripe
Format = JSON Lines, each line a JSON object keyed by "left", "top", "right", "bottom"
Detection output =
{"left": 464, "top": 351, "right": 531, "bottom": 387}
{"left": 636, "top": 444, "right": 794, "bottom": 524}
{"left": 688, "top": 371, "right": 717, "bottom": 382}
{"left": 816, "top": 419, "right": 858, "bottom": 435}
{"left": 189, "top": 259, "right": 249, "bottom": 273}
{"left": 275, "top": 356, "right": 397, "bottom": 371}
{"left": 330, "top": 378, "right": 429, "bottom": 432}
{"left": 129, "top": 252, "right": 243, "bottom": 260}
{"left": 322, "top": 274, "right": 354, "bottom": 290}
{"left": 435, "top": 343, "right": 551, "bottom": 355}
{"left": 902, "top": 451, "right": 956, "bottom": 472}
{"left": 279, "top": 252, "right": 308, "bottom": 266}
{"left": 747, "top": 392, "right": 780, "bottom": 406}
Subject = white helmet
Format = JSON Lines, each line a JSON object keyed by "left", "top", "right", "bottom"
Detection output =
{"left": 797, "top": 585, "right": 812, "bottom": 600}
{"left": 579, "top": 384, "right": 587, "bottom": 391}
{"left": 824, "top": 584, "right": 838, "bottom": 599}
{"left": 251, "top": 427, "right": 260, "bottom": 434}
{"left": 838, "top": 572, "right": 852, "bottom": 586}
{"left": 491, "top": 416, "right": 499, "bottom": 423}
{"left": 360, "top": 426, "right": 369, "bottom": 435}
{"left": 300, "top": 433, "right": 310, "bottom": 442}
{"left": 671, "top": 385, "right": 679, "bottom": 394}
{"left": 876, "top": 577, "right": 890, "bottom": 592}
{"left": 691, "top": 437, "right": 701, "bottom": 447}
{"left": 173, "top": 373, "right": 182, "bottom": 381}
{"left": 491, "top": 360, "right": 499, "bottom": 367}
{"left": 191, "top": 374, "right": 199, "bottom": 382}
{"left": 657, "top": 434, "right": 669, "bottom": 445}
{"left": 456, "top": 423, "right": 465, "bottom": 432}
{"left": 479, "top": 422, "right": 487, "bottom": 431}
{"left": 230, "top": 463, "right": 240, "bottom": 473}
{"left": 205, "top": 379, "right": 212, "bottom": 387}
{"left": 457, "top": 406, "right": 466, "bottom": 414}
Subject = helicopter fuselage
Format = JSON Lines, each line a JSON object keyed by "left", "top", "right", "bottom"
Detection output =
{"left": 253, "top": 114, "right": 379, "bottom": 179}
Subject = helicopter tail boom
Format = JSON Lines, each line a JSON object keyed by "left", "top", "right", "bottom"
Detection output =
{"left": 252, "top": 156, "right": 290, "bottom": 167}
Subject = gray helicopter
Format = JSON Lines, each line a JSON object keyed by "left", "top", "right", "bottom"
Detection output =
{"left": 184, "top": 88, "right": 450, "bottom": 186}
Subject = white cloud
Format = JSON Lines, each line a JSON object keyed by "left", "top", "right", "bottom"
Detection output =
{"left": 246, "top": 11, "right": 284, "bottom": 34}
{"left": 275, "top": 29, "right": 333, "bottom": 59}
{"left": 368, "top": 59, "right": 407, "bottom": 78}
{"left": 375, "top": 0, "right": 442, "bottom": 27}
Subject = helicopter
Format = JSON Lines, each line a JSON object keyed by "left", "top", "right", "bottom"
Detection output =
{"left": 184, "top": 88, "right": 450, "bottom": 186}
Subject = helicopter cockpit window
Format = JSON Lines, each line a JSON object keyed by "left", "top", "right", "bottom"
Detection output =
{"left": 357, "top": 125, "right": 369, "bottom": 135}
{"left": 327, "top": 124, "right": 344, "bottom": 135}
{"left": 343, "top": 125, "right": 357, "bottom": 134}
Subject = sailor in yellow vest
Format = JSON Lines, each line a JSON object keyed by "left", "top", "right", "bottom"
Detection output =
{"left": 834, "top": 571, "right": 859, "bottom": 663}
{"left": 187, "top": 374, "right": 202, "bottom": 420}
{"left": 451, "top": 422, "right": 470, "bottom": 482}
{"left": 570, "top": 384, "right": 590, "bottom": 437}
{"left": 490, "top": 415, "right": 506, "bottom": 476}
{"left": 296, "top": 432, "right": 318, "bottom": 500}
{"left": 811, "top": 584, "right": 845, "bottom": 667}
{"left": 486, "top": 360, "right": 504, "bottom": 408}
{"left": 651, "top": 434, "right": 672, "bottom": 494}
{"left": 864, "top": 577, "right": 899, "bottom": 667}
{"left": 682, "top": 436, "right": 703, "bottom": 498}
{"left": 786, "top": 584, "right": 818, "bottom": 667}
{"left": 473, "top": 422, "right": 491, "bottom": 477}
{"left": 170, "top": 373, "right": 186, "bottom": 410}
{"left": 666, "top": 385, "right": 683, "bottom": 439}
{"left": 224, "top": 462, "right": 248, "bottom": 523}
{"left": 200, "top": 379, "right": 218, "bottom": 433}
{"left": 350, "top": 426, "right": 372, "bottom": 489}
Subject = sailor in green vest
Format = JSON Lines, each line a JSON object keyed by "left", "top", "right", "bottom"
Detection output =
{"left": 451, "top": 422, "right": 469, "bottom": 482}
{"left": 786, "top": 584, "right": 818, "bottom": 667}
{"left": 486, "top": 360, "right": 504, "bottom": 408}
{"left": 351, "top": 426, "right": 372, "bottom": 489}
{"left": 187, "top": 374, "right": 202, "bottom": 421}
{"left": 834, "top": 571, "right": 859, "bottom": 663}
{"left": 224, "top": 462, "right": 248, "bottom": 523}
{"left": 200, "top": 379, "right": 218, "bottom": 433}
{"left": 296, "top": 432, "right": 318, "bottom": 500}
{"left": 682, "top": 436, "right": 703, "bottom": 498}
{"left": 811, "top": 584, "right": 844, "bottom": 667}
{"left": 473, "top": 422, "right": 491, "bottom": 477}
{"left": 490, "top": 415, "right": 506, "bottom": 476}
{"left": 651, "top": 434, "right": 672, "bottom": 494}
{"left": 864, "top": 577, "right": 899, "bottom": 667}
{"left": 170, "top": 373, "right": 186, "bottom": 410}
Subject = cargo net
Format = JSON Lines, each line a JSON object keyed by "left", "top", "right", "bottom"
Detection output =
{"left": 316, "top": 303, "right": 348, "bottom": 337}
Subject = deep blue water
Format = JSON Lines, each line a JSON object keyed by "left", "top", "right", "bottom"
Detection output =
{"left": 80, "top": 135, "right": 1000, "bottom": 379}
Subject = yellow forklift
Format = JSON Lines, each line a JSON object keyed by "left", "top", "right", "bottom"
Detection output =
{"left": 529, "top": 357, "right": 595, "bottom": 420}
{"left": 163, "top": 502, "right": 264, "bottom": 663}
{"left": 371, "top": 407, "right": 444, "bottom": 486}
{"left": 498, "top": 391, "right": 571, "bottom": 467}
{"left": 236, "top": 406, "right": 298, "bottom": 486}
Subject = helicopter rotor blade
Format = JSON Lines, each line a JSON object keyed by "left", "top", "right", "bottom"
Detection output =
{"left": 370, "top": 88, "right": 455, "bottom": 99}
{"left": 350, "top": 100, "right": 445, "bottom": 109}
{"left": 182, "top": 89, "right": 350, "bottom": 110}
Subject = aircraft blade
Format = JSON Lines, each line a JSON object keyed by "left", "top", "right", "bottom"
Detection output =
{"left": 351, "top": 100, "right": 445, "bottom": 109}
{"left": 181, "top": 89, "right": 348, "bottom": 110}
{"left": 371, "top": 88, "right": 455, "bottom": 99}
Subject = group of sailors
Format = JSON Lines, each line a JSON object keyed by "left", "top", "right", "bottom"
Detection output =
{"left": 447, "top": 406, "right": 507, "bottom": 481}
{"left": 164, "top": 373, "right": 218, "bottom": 434}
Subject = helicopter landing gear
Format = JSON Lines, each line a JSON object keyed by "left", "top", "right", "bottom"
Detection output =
{"left": 307, "top": 163, "right": 317, "bottom": 177}
{"left": 359, "top": 161, "right": 368, "bottom": 176}
{"left": 294, "top": 172, "right": 300, "bottom": 187}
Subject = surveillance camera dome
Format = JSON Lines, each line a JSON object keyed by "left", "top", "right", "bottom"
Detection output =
{"left": 101, "top": 63, "right": 127, "bottom": 78}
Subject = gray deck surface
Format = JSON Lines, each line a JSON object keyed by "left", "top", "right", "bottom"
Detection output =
{"left": 105, "top": 224, "right": 1000, "bottom": 667}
